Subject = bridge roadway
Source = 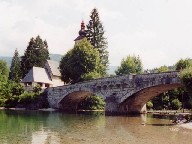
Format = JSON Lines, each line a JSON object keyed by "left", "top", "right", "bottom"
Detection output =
{"left": 46, "top": 71, "right": 182, "bottom": 114}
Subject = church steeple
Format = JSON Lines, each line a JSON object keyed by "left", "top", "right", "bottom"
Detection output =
{"left": 74, "top": 20, "right": 86, "bottom": 42}
{"left": 81, "top": 20, "right": 85, "bottom": 31}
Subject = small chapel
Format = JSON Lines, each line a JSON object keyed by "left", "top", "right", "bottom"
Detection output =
{"left": 21, "top": 21, "right": 86, "bottom": 90}
{"left": 21, "top": 60, "right": 64, "bottom": 89}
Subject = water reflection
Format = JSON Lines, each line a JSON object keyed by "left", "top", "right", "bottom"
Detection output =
{"left": 0, "top": 110, "right": 191, "bottom": 144}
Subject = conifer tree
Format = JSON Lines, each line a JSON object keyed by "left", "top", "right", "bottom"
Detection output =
{"left": 21, "top": 36, "right": 50, "bottom": 77}
{"left": 86, "top": 8, "right": 109, "bottom": 75}
{"left": 9, "top": 49, "right": 22, "bottom": 82}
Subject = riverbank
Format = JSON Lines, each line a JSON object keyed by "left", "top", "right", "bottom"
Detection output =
{"left": 0, "top": 107, "right": 57, "bottom": 111}
{"left": 178, "top": 122, "right": 192, "bottom": 129}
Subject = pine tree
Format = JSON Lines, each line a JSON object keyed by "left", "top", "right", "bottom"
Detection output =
{"left": 21, "top": 36, "right": 50, "bottom": 77}
{"left": 86, "top": 8, "right": 109, "bottom": 75}
{"left": 9, "top": 49, "right": 22, "bottom": 82}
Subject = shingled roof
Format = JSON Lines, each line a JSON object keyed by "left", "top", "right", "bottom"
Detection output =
{"left": 21, "top": 67, "right": 52, "bottom": 84}
{"left": 46, "top": 60, "right": 61, "bottom": 76}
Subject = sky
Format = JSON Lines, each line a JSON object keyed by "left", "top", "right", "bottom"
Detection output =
{"left": 0, "top": 0, "right": 192, "bottom": 69}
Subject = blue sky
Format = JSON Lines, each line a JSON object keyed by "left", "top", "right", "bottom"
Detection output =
{"left": 0, "top": 0, "right": 192, "bottom": 69}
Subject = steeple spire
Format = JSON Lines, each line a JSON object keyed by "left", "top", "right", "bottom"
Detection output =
{"left": 81, "top": 20, "right": 85, "bottom": 31}
{"left": 74, "top": 20, "right": 86, "bottom": 42}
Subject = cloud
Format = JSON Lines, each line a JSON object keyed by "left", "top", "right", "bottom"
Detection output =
{"left": 1, "top": 0, "right": 192, "bottom": 70}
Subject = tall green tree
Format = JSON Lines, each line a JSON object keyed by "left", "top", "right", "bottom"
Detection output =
{"left": 0, "top": 60, "right": 9, "bottom": 82}
{"left": 86, "top": 8, "right": 108, "bottom": 75}
{"left": 115, "top": 55, "right": 143, "bottom": 75}
{"left": 60, "top": 38, "right": 102, "bottom": 83}
{"left": 21, "top": 36, "right": 50, "bottom": 77}
{"left": 175, "top": 58, "right": 192, "bottom": 71}
{"left": 9, "top": 49, "right": 22, "bottom": 82}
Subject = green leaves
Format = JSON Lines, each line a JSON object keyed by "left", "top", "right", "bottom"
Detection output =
{"left": 60, "top": 38, "right": 102, "bottom": 83}
{"left": 21, "top": 36, "right": 50, "bottom": 77}
{"left": 78, "top": 94, "right": 106, "bottom": 110}
{"left": 86, "top": 8, "right": 108, "bottom": 75}
{"left": 175, "top": 58, "right": 192, "bottom": 71}
{"left": 180, "top": 67, "right": 192, "bottom": 94}
{"left": 9, "top": 49, "right": 22, "bottom": 82}
{"left": 115, "top": 55, "right": 143, "bottom": 75}
{"left": 0, "top": 60, "right": 9, "bottom": 80}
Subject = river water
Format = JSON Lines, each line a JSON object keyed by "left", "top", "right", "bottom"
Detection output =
{"left": 0, "top": 110, "right": 191, "bottom": 144}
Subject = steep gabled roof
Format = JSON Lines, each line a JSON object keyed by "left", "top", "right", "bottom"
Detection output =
{"left": 21, "top": 66, "right": 52, "bottom": 84}
{"left": 46, "top": 60, "right": 61, "bottom": 76}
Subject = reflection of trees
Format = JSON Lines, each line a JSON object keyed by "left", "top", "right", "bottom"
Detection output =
{"left": 0, "top": 110, "right": 106, "bottom": 143}
{"left": 0, "top": 110, "right": 49, "bottom": 143}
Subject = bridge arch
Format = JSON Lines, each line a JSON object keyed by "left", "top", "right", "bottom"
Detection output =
{"left": 57, "top": 88, "right": 105, "bottom": 112}
{"left": 119, "top": 83, "right": 182, "bottom": 114}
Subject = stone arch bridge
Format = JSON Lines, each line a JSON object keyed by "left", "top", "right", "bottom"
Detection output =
{"left": 46, "top": 71, "right": 182, "bottom": 114}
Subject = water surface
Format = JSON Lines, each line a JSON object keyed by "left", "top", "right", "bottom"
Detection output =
{"left": 0, "top": 110, "right": 191, "bottom": 144}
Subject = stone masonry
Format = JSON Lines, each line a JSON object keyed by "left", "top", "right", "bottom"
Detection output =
{"left": 46, "top": 71, "right": 182, "bottom": 114}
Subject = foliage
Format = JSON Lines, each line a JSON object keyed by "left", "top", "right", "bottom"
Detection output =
{"left": 33, "top": 84, "right": 42, "bottom": 94}
{"left": 0, "top": 80, "right": 45, "bottom": 108}
{"left": 18, "top": 92, "right": 39, "bottom": 105}
{"left": 171, "top": 99, "right": 182, "bottom": 110}
{"left": 180, "top": 67, "right": 192, "bottom": 94}
{"left": 10, "top": 82, "right": 24, "bottom": 96}
{"left": 0, "top": 60, "right": 9, "bottom": 81}
{"left": 115, "top": 55, "right": 143, "bottom": 75}
{"left": 0, "top": 81, "right": 24, "bottom": 107}
{"left": 81, "top": 71, "right": 101, "bottom": 81}
{"left": 156, "top": 65, "right": 169, "bottom": 73}
{"left": 78, "top": 94, "right": 106, "bottom": 110}
{"left": 60, "top": 38, "right": 102, "bottom": 83}
{"left": 9, "top": 49, "right": 22, "bottom": 82}
{"left": 175, "top": 58, "right": 192, "bottom": 71}
{"left": 146, "top": 101, "right": 153, "bottom": 110}
{"left": 86, "top": 8, "right": 108, "bottom": 75}
{"left": 21, "top": 36, "right": 50, "bottom": 77}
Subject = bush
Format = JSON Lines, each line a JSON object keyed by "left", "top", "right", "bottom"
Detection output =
{"left": 146, "top": 101, "right": 153, "bottom": 110}
{"left": 81, "top": 71, "right": 101, "bottom": 81}
{"left": 180, "top": 67, "right": 192, "bottom": 94}
{"left": 78, "top": 94, "right": 106, "bottom": 110}
{"left": 171, "top": 99, "right": 182, "bottom": 110}
{"left": 18, "top": 92, "right": 39, "bottom": 105}
{"left": 33, "top": 84, "right": 42, "bottom": 94}
{"left": 5, "top": 96, "right": 19, "bottom": 108}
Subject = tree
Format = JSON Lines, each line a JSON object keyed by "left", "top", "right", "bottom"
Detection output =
{"left": 60, "top": 38, "right": 102, "bottom": 83}
{"left": 175, "top": 58, "right": 192, "bottom": 71}
{"left": 156, "top": 65, "right": 169, "bottom": 73}
{"left": 9, "top": 49, "right": 22, "bottom": 82}
{"left": 86, "top": 8, "right": 108, "bottom": 75}
{"left": 81, "top": 71, "right": 101, "bottom": 81}
{"left": 0, "top": 60, "right": 9, "bottom": 82}
{"left": 180, "top": 67, "right": 192, "bottom": 94}
{"left": 115, "top": 55, "right": 143, "bottom": 75}
{"left": 21, "top": 36, "right": 50, "bottom": 77}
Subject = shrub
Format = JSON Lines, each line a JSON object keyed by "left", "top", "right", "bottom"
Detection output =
{"left": 171, "top": 99, "right": 182, "bottom": 110}
{"left": 18, "top": 92, "right": 39, "bottom": 105}
{"left": 180, "top": 67, "right": 192, "bottom": 94}
{"left": 33, "top": 84, "right": 42, "bottom": 94}
{"left": 146, "top": 101, "right": 153, "bottom": 110}
{"left": 78, "top": 94, "right": 106, "bottom": 110}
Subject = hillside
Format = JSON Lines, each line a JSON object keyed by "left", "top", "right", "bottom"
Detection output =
{"left": 0, "top": 54, "right": 117, "bottom": 75}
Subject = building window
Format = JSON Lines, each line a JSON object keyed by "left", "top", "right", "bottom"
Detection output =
{"left": 45, "top": 84, "right": 50, "bottom": 88}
